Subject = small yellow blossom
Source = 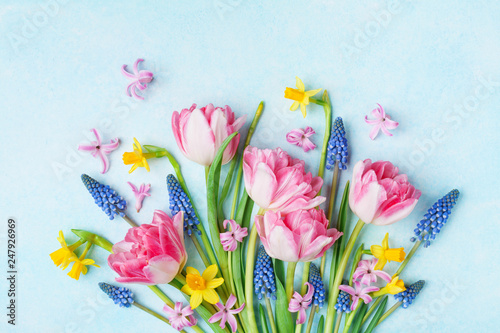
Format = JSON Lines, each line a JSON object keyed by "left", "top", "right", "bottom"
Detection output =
{"left": 122, "top": 138, "right": 154, "bottom": 173}
{"left": 49, "top": 231, "right": 79, "bottom": 270}
{"left": 181, "top": 265, "right": 224, "bottom": 309}
{"left": 370, "top": 233, "right": 406, "bottom": 270}
{"left": 67, "top": 257, "right": 100, "bottom": 280}
{"left": 284, "top": 77, "right": 322, "bottom": 118}
{"left": 373, "top": 276, "right": 406, "bottom": 297}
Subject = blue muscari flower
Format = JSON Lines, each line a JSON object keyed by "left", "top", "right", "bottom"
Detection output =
{"left": 308, "top": 263, "right": 326, "bottom": 308}
{"left": 99, "top": 282, "right": 134, "bottom": 308}
{"left": 166, "top": 174, "right": 201, "bottom": 236}
{"left": 334, "top": 286, "right": 351, "bottom": 313}
{"left": 81, "top": 174, "right": 127, "bottom": 220}
{"left": 326, "top": 117, "right": 348, "bottom": 171}
{"left": 253, "top": 246, "right": 277, "bottom": 300}
{"left": 411, "top": 189, "right": 460, "bottom": 248}
{"left": 394, "top": 280, "right": 425, "bottom": 309}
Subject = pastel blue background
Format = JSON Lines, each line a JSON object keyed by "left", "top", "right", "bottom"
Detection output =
{"left": 1, "top": 0, "right": 499, "bottom": 332}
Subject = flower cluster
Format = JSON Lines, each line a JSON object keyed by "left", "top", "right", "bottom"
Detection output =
{"left": 167, "top": 174, "right": 201, "bottom": 236}
{"left": 308, "top": 263, "right": 326, "bottom": 308}
{"left": 395, "top": 280, "right": 425, "bottom": 309}
{"left": 99, "top": 282, "right": 135, "bottom": 308}
{"left": 81, "top": 174, "right": 127, "bottom": 220}
{"left": 326, "top": 117, "right": 348, "bottom": 170}
{"left": 412, "top": 189, "right": 460, "bottom": 247}
{"left": 253, "top": 246, "right": 277, "bottom": 300}
{"left": 334, "top": 289, "right": 352, "bottom": 313}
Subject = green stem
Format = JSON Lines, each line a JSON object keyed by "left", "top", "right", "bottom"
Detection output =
{"left": 265, "top": 297, "right": 278, "bottom": 333}
{"left": 333, "top": 312, "right": 342, "bottom": 333}
{"left": 286, "top": 261, "right": 298, "bottom": 302}
{"left": 190, "top": 234, "right": 211, "bottom": 267}
{"left": 342, "top": 302, "right": 360, "bottom": 333}
{"left": 377, "top": 302, "right": 402, "bottom": 326}
{"left": 244, "top": 225, "right": 259, "bottom": 332}
{"left": 148, "top": 285, "right": 175, "bottom": 308}
{"left": 395, "top": 240, "right": 422, "bottom": 276}
{"left": 305, "top": 305, "right": 317, "bottom": 333}
{"left": 230, "top": 101, "right": 264, "bottom": 219}
{"left": 320, "top": 162, "right": 339, "bottom": 276}
{"left": 361, "top": 297, "right": 381, "bottom": 325}
{"left": 122, "top": 214, "right": 139, "bottom": 227}
{"left": 310, "top": 91, "right": 332, "bottom": 185}
{"left": 300, "top": 262, "right": 310, "bottom": 295}
{"left": 78, "top": 242, "right": 92, "bottom": 260}
{"left": 349, "top": 244, "right": 364, "bottom": 286}
{"left": 324, "top": 219, "right": 365, "bottom": 333}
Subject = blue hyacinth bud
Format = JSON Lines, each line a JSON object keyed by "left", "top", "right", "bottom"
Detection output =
{"left": 253, "top": 246, "right": 277, "bottom": 300}
{"left": 308, "top": 263, "right": 326, "bottom": 308}
{"left": 411, "top": 189, "right": 459, "bottom": 247}
{"left": 326, "top": 117, "right": 349, "bottom": 171}
{"left": 334, "top": 284, "right": 352, "bottom": 313}
{"left": 81, "top": 174, "right": 127, "bottom": 220}
{"left": 99, "top": 282, "right": 135, "bottom": 308}
{"left": 166, "top": 174, "right": 201, "bottom": 236}
{"left": 394, "top": 280, "right": 425, "bottom": 309}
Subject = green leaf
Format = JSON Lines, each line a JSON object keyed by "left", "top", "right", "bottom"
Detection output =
{"left": 334, "top": 181, "right": 351, "bottom": 277}
{"left": 363, "top": 297, "right": 388, "bottom": 333}
{"left": 259, "top": 304, "right": 270, "bottom": 333}
{"left": 218, "top": 150, "right": 239, "bottom": 215}
{"left": 273, "top": 259, "right": 285, "bottom": 286}
{"left": 351, "top": 302, "right": 368, "bottom": 333}
{"left": 274, "top": 274, "right": 294, "bottom": 333}
{"left": 349, "top": 244, "right": 364, "bottom": 284}
{"left": 142, "top": 144, "right": 167, "bottom": 156}
{"left": 317, "top": 315, "right": 324, "bottom": 333}
{"left": 71, "top": 229, "right": 113, "bottom": 252}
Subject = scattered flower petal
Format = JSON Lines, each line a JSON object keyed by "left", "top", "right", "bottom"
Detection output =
{"left": 127, "top": 182, "right": 151, "bottom": 213}
{"left": 77, "top": 128, "right": 119, "bottom": 174}
{"left": 122, "top": 58, "right": 154, "bottom": 100}
{"left": 364, "top": 104, "right": 399, "bottom": 140}
{"left": 286, "top": 127, "right": 317, "bottom": 152}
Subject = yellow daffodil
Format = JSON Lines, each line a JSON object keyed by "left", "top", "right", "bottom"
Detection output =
{"left": 49, "top": 231, "right": 82, "bottom": 270}
{"left": 181, "top": 265, "right": 224, "bottom": 309}
{"left": 373, "top": 275, "right": 406, "bottom": 297}
{"left": 370, "top": 233, "right": 406, "bottom": 270}
{"left": 284, "top": 77, "right": 322, "bottom": 118}
{"left": 122, "top": 138, "right": 154, "bottom": 173}
{"left": 67, "top": 257, "right": 100, "bottom": 280}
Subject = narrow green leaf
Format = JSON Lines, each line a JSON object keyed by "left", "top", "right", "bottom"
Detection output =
{"left": 273, "top": 259, "right": 285, "bottom": 286}
{"left": 351, "top": 302, "right": 368, "bottom": 333}
{"left": 274, "top": 274, "right": 294, "bottom": 333}
{"left": 219, "top": 150, "right": 239, "bottom": 214}
{"left": 317, "top": 315, "right": 324, "bottom": 333}
{"left": 364, "top": 297, "right": 388, "bottom": 333}
{"left": 335, "top": 181, "right": 351, "bottom": 276}
{"left": 349, "top": 244, "right": 364, "bottom": 285}
{"left": 259, "top": 304, "right": 270, "bottom": 333}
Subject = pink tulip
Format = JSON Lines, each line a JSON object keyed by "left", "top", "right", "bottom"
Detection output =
{"left": 243, "top": 146, "right": 325, "bottom": 214}
{"left": 255, "top": 209, "right": 342, "bottom": 262}
{"left": 108, "top": 210, "right": 187, "bottom": 285}
{"left": 172, "top": 103, "right": 246, "bottom": 166}
{"left": 349, "top": 159, "right": 421, "bottom": 226}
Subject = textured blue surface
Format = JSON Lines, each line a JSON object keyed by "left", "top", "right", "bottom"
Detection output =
{"left": 1, "top": 1, "right": 499, "bottom": 332}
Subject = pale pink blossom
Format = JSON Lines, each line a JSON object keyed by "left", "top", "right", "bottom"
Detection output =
{"left": 77, "top": 128, "right": 119, "bottom": 174}
{"left": 163, "top": 302, "right": 197, "bottom": 331}
{"left": 339, "top": 281, "right": 380, "bottom": 311}
{"left": 288, "top": 282, "right": 314, "bottom": 324}
{"left": 243, "top": 146, "right": 325, "bottom": 214}
{"left": 172, "top": 104, "right": 246, "bottom": 166}
{"left": 286, "top": 127, "right": 316, "bottom": 152}
{"left": 122, "top": 58, "right": 154, "bottom": 100}
{"left": 365, "top": 104, "right": 399, "bottom": 140}
{"left": 255, "top": 209, "right": 342, "bottom": 262}
{"left": 349, "top": 159, "right": 421, "bottom": 226}
{"left": 220, "top": 219, "right": 248, "bottom": 252}
{"left": 352, "top": 258, "right": 391, "bottom": 285}
{"left": 208, "top": 294, "right": 245, "bottom": 333}
{"left": 127, "top": 182, "right": 151, "bottom": 212}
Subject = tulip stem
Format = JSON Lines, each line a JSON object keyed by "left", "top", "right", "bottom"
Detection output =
{"left": 361, "top": 296, "right": 381, "bottom": 324}
{"left": 395, "top": 240, "right": 422, "bottom": 276}
{"left": 286, "top": 261, "right": 298, "bottom": 302}
{"left": 244, "top": 225, "right": 260, "bottom": 332}
{"left": 122, "top": 214, "right": 139, "bottom": 227}
{"left": 230, "top": 101, "right": 264, "bottom": 219}
{"left": 333, "top": 312, "right": 342, "bottom": 333}
{"left": 377, "top": 302, "right": 402, "bottom": 326}
{"left": 190, "top": 234, "right": 211, "bottom": 267}
{"left": 324, "top": 219, "right": 365, "bottom": 333}
{"left": 265, "top": 297, "right": 278, "bottom": 333}
{"left": 305, "top": 305, "right": 317, "bottom": 333}
{"left": 148, "top": 285, "right": 175, "bottom": 308}
{"left": 320, "top": 161, "right": 340, "bottom": 276}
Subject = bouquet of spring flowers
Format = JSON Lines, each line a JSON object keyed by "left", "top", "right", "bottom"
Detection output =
{"left": 50, "top": 77, "right": 460, "bottom": 333}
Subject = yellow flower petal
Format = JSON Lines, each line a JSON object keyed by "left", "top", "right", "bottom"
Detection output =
{"left": 370, "top": 245, "right": 384, "bottom": 259}
{"left": 295, "top": 77, "right": 305, "bottom": 92}
{"left": 206, "top": 277, "right": 224, "bottom": 289}
{"left": 382, "top": 233, "right": 389, "bottom": 250}
{"left": 190, "top": 291, "right": 203, "bottom": 309}
{"left": 385, "top": 248, "right": 406, "bottom": 262}
{"left": 142, "top": 158, "right": 150, "bottom": 172}
{"left": 202, "top": 265, "right": 218, "bottom": 282}
{"left": 181, "top": 284, "right": 193, "bottom": 295}
{"left": 300, "top": 104, "right": 307, "bottom": 118}
{"left": 186, "top": 267, "right": 200, "bottom": 276}
{"left": 133, "top": 138, "right": 143, "bottom": 154}
{"left": 304, "top": 88, "right": 322, "bottom": 97}
{"left": 374, "top": 257, "right": 387, "bottom": 271}
{"left": 202, "top": 288, "right": 220, "bottom": 304}
{"left": 128, "top": 163, "right": 140, "bottom": 174}
{"left": 290, "top": 101, "right": 300, "bottom": 111}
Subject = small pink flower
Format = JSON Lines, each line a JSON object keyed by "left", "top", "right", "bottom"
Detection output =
{"left": 339, "top": 281, "right": 380, "bottom": 311}
{"left": 127, "top": 182, "right": 151, "bottom": 213}
{"left": 208, "top": 294, "right": 245, "bottom": 333}
{"left": 220, "top": 220, "right": 248, "bottom": 252}
{"left": 77, "top": 128, "right": 119, "bottom": 174}
{"left": 286, "top": 127, "right": 316, "bottom": 152}
{"left": 288, "top": 282, "right": 314, "bottom": 324}
{"left": 122, "top": 58, "right": 154, "bottom": 100}
{"left": 365, "top": 104, "right": 399, "bottom": 140}
{"left": 163, "top": 302, "right": 197, "bottom": 331}
{"left": 352, "top": 258, "right": 391, "bottom": 285}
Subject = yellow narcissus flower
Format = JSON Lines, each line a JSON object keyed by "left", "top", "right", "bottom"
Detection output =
{"left": 49, "top": 231, "right": 81, "bottom": 270}
{"left": 284, "top": 77, "right": 322, "bottom": 118}
{"left": 370, "top": 233, "right": 406, "bottom": 270}
{"left": 122, "top": 138, "right": 154, "bottom": 173}
{"left": 373, "top": 276, "right": 406, "bottom": 297}
{"left": 67, "top": 257, "right": 100, "bottom": 280}
{"left": 181, "top": 265, "right": 224, "bottom": 309}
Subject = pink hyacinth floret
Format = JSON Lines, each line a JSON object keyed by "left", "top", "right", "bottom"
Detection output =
{"left": 127, "top": 182, "right": 151, "bottom": 213}
{"left": 220, "top": 219, "right": 248, "bottom": 252}
{"left": 122, "top": 58, "right": 154, "bottom": 100}
{"left": 339, "top": 281, "right": 380, "bottom": 311}
{"left": 286, "top": 127, "right": 317, "bottom": 152}
{"left": 352, "top": 258, "right": 392, "bottom": 285}
{"left": 77, "top": 128, "right": 119, "bottom": 174}
{"left": 163, "top": 302, "right": 197, "bottom": 331}
{"left": 208, "top": 294, "right": 245, "bottom": 333}
{"left": 288, "top": 282, "right": 315, "bottom": 324}
{"left": 364, "top": 104, "right": 399, "bottom": 140}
